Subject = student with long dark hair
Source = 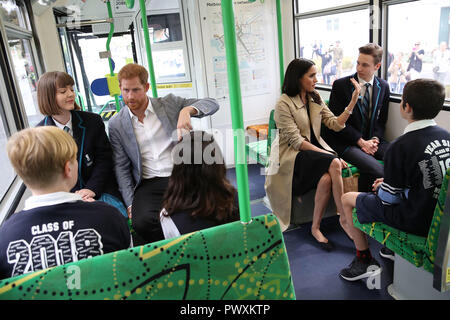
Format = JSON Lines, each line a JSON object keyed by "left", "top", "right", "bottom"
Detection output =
{"left": 265, "top": 58, "right": 360, "bottom": 250}
{"left": 159, "top": 131, "right": 239, "bottom": 239}
{"left": 36, "top": 71, "right": 126, "bottom": 217}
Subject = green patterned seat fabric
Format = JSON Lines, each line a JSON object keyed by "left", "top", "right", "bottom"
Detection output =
{"left": 423, "top": 167, "right": 450, "bottom": 272}
{"left": 246, "top": 140, "right": 268, "bottom": 167}
{"left": 353, "top": 212, "right": 426, "bottom": 267}
{"left": 353, "top": 167, "right": 450, "bottom": 272}
{"left": 0, "top": 214, "right": 295, "bottom": 300}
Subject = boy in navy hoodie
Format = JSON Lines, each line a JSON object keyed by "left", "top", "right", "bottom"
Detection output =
{"left": 339, "top": 79, "right": 450, "bottom": 282}
{"left": 0, "top": 126, "right": 131, "bottom": 280}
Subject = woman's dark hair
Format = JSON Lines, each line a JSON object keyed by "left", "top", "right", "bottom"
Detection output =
{"left": 402, "top": 79, "right": 445, "bottom": 120}
{"left": 162, "top": 131, "right": 238, "bottom": 222}
{"left": 282, "top": 58, "right": 322, "bottom": 104}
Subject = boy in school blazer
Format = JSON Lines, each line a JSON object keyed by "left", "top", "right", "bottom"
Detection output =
{"left": 322, "top": 43, "right": 391, "bottom": 191}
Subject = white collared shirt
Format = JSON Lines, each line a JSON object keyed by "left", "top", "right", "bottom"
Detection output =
{"left": 403, "top": 119, "right": 437, "bottom": 134}
{"left": 24, "top": 192, "right": 82, "bottom": 211}
{"left": 128, "top": 98, "right": 173, "bottom": 179}
{"left": 52, "top": 113, "right": 73, "bottom": 136}
{"left": 359, "top": 75, "right": 375, "bottom": 108}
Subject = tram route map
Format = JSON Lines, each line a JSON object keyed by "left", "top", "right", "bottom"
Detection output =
{"left": 200, "top": 0, "right": 273, "bottom": 100}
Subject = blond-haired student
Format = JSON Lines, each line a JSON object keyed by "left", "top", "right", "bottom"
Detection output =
{"left": 0, "top": 126, "right": 131, "bottom": 280}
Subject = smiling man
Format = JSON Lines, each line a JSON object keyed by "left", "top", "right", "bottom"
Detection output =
{"left": 322, "top": 43, "right": 391, "bottom": 192}
{"left": 108, "top": 63, "right": 219, "bottom": 245}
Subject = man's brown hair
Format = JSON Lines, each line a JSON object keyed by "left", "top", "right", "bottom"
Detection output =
{"left": 7, "top": 126, "right": 78, "bottom": 189}
{"left": 359, "top": 43, "right": 383, "bottom": 65}
{"left": 37, "top": 71, "right": 81, "bottom": 116}
{"left": 118, "top": 63, "right": 149, "bottom": 86}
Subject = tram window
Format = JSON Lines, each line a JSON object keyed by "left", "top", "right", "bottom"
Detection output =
{"left": 138, "top": 11, "right": 190, "bottom": 83}
{"left": 8, "top": 38, "right": 40, "bottom": 127}
{"left": 152, "top": 49, "right": 186, "bottom": 80}
{"left": 0, "top": 0, "right": 30, "bottom": 30}
{"left": 74, "top": 33, "right": 133, "bottom": 111}
{"left": 297, "top": 9, "right": 369, "bottom": 86}
{"left": 386, "top": 0, "right": 450, "bottom": 99}
{"left": 295, "top": 0, "right": 368, "bottom": 14}
{"left": 0, "top": 101, "right": 16, "bottom": 201}
{"left": 147, "top": 13, "right": 183, "bottom": 43}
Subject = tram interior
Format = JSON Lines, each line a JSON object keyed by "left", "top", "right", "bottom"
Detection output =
{"left": 0, "top": 0, "right": 449, "bottom": 300}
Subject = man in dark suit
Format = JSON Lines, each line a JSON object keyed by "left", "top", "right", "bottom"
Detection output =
{"left": 322, "top": 43, "right": 391, "bottom": 191}
{"left": 109, "top": 64, "right": 219, "bottom": 244}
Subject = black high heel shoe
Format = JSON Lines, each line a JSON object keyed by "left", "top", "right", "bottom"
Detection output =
{"left": 317, "top": 240, "right": 334, "bottom": 252}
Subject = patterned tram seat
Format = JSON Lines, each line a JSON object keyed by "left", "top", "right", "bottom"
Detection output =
{"left": 0, "top": 214, "right": 295, "bottom": 300}
{"left": 352, "top": 167, "right": 450, "bottom": 272}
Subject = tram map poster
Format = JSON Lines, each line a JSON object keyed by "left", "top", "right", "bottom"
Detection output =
{"left": 199, "top": 0, "right": 274, "bottom": 100}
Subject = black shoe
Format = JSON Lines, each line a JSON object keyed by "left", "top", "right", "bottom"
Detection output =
{"left": 340, "top": 257, "right": 382, "bottom": 281}
{"left": 379, "top": 247, "right": 395, "bottom": 261}
{"left": 318, "top": 240, "right": 334, "bottom": 252}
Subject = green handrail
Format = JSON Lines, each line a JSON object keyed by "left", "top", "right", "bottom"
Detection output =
{"left": 221, "top": 0, "right": 252, "bottom": 223}
{"left": 139, "top": 0, "right": 158, "bottom": 98}
{"left": 106, "top": 0, "right": 121, "bottom": 112}
{"left": 276, "top": 0, "right": 284, "bottom": 88}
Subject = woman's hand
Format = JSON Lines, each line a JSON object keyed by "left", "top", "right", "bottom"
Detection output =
{"left": 350, "top": 78, "right": 361, "bottom": 105}
{"left": 339, "top": 158, "right": 348, "bottom": 168}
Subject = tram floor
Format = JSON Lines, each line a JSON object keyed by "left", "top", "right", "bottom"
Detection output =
{"left": 227, "top": 164, "right": 395, "bottom": 300}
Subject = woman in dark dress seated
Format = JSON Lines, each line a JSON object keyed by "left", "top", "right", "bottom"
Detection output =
{"left": 160, "top": 131, "right": 239, "bottom": 239}
{"left": 265, "top": 58, "right": 361, "bottom": 250}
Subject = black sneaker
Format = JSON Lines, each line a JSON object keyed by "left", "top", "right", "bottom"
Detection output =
{"left": 340, "top": 257, "right": 382, "bottom": 281}
{"left": 379, "top": 247, "right": 395, "bottom": 261}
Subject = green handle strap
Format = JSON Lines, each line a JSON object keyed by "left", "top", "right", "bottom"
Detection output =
{"left": 221, "top": 0, "right": 251, "bottom": 223}
{"left": 139, "top": 0, "right": 158, "bottom": 98}
{"left": 106, "top": 1, "right": 121, "bottom": 112}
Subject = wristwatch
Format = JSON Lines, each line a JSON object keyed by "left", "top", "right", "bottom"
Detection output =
{"left": 344, "top": 107, "right": 353, "bottom": 115}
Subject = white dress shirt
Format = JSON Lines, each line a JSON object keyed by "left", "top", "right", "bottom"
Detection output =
{"left": 52, "top": 113, "right": 73, "bottom": 136}
{"left": 128, "top": 99, "right": 173, "bottom": 179}
{"left": 403, "top": 119, "right": 437, "bottom": 134}
{"left": 24, "top": 192, "right": 82, "bottom": 210}
{"left": 359, "top": 75, "right": 375, "bottom": 110}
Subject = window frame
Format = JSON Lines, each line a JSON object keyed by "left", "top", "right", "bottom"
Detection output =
{"left": 293, "top": 0, "right": 371, "bottom": 89}
{"left": 134, "top": 4, "right": 192, "bottom": 84}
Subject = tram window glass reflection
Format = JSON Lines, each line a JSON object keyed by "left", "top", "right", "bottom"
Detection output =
{"left": 147, "top": 13, "right": 183, "bottom": 43}
{"left": 386, "top": 0, "right": 450, "bottom": 99}
{"left": 0, "top": 0, "right": 30, "bottom": 30}
{"left": 297, "top": 9, "right": 369, "bottom": 86}
{"left": 295, "top": 0, "right": 368, "bottom": 14}
{"left": 0, "top": 101, "right": 16, "bottom": 201}
{"left": 152, "top": 49, "right": 186, "bottom": 80}
{"left": 74, "top": 33, "right": 133, "bottom": 112}
{"left": 8, "top": 38, "right": 40, "bottom": 127}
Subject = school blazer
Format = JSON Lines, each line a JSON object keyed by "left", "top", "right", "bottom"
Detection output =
{"left": 37, "top": 110, "right": 114, "bottom": 198}
{"left": 322, "top": 73, "right": 390, "bottom": 155}
{"left": 108, "top": 93, "right": 220, "bottom": 208}
{"left": 264, "top": 94, "right": 345, "bottom": 231}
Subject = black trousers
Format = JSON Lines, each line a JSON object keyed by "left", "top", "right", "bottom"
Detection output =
{"left": 131, "top": 177, "right": 169, "bottom": 245}
{"left": 341, "top": 140, "right": 390, "bottom": 192}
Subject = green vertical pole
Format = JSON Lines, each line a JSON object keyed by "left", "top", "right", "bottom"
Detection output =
{"left": 221, "top": 0, "right": 251, "bottom": 223}
{"left": 106, "top": 1, "right": 120, "bottom": 112}
{"left": 139, "top": 0, "right": 158, "bottom": 98}
{"left": 276, "top": 0, "right": 284, "bottom": 88}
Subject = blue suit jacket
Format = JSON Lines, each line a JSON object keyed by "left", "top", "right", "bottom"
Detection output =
{"left": 108, "top": 94, "right": 219, "bottom": 207}
{"left": 37, "top": 110, "right": 114, "bottom": 198}
{"left": 322, "top": 73, "right": 390, "bottom": 155}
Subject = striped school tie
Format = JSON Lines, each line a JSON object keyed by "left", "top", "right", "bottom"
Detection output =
{"left": 63, "top": 126, "right": 70, "bottom": 133}
{"left": 361, "top": 83, "right": 371, "bottom": 137}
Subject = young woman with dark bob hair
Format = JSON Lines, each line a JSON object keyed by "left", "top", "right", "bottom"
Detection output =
{"left": 36, "top": 71, "right": 126, "bottom": 217}
{"left": 265, "top": 58, "right": 361, "bottom": 250}
{"left": 159, "top": 131, "right": 239, "bottom": 239}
